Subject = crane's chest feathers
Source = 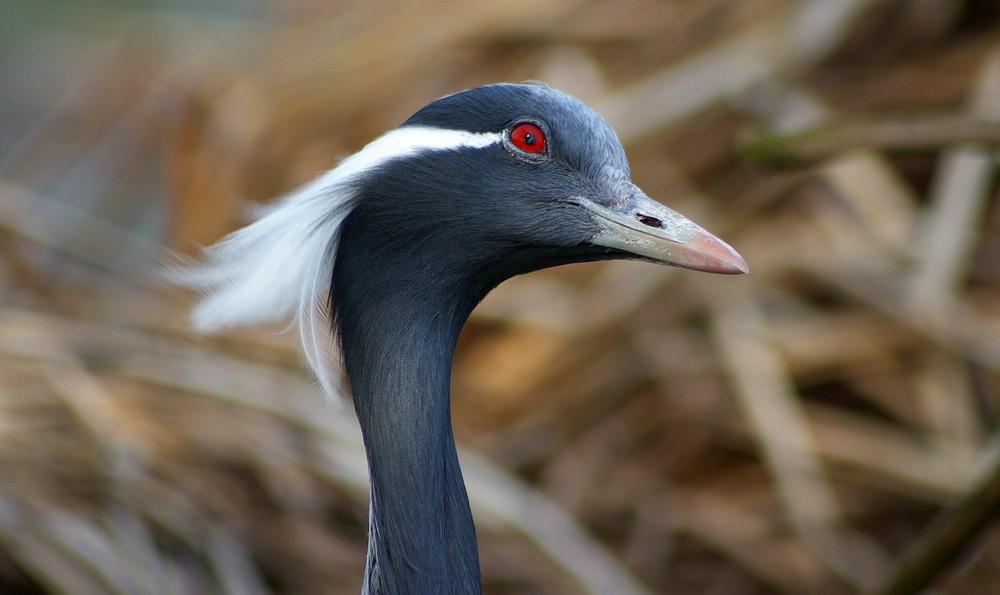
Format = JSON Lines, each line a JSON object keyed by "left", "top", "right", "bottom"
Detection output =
{"left": 168, "top": 126, "right": 502, "bottom": 398}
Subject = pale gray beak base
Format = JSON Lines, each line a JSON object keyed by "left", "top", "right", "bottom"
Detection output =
{"left": 582, "top": 193, "right": 748, "bottom": 275}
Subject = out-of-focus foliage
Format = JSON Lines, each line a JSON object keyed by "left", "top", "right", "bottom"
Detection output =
{"left": 2, "top": 1, "right": 1000, "bottom": 593}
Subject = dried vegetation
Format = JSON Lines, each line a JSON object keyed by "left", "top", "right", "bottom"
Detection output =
{"left": 1, "top": 0, "right": 1000, "bottom": 593}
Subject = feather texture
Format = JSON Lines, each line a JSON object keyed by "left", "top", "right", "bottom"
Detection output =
{"left": 168, "top": 126, "right": 501, "bottom": 398}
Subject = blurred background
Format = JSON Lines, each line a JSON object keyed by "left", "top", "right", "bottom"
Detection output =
{"left": 2, "top": 0, "right": 1000, "bottom": 593}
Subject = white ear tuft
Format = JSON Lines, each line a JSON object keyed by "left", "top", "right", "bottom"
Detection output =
{"left": 167, "top": 126, "right": 502, "bottom": 400}
{"left": 166, "top": 168, "right": 356, "bottom": 399}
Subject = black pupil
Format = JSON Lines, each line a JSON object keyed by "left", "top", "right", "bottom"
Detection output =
{"left": 523, "top": 132, "right": 536, "bottom": 145}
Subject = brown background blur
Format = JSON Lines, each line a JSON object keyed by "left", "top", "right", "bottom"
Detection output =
{"left": 2, "top": 0, "right": 1000, "bottom": 593}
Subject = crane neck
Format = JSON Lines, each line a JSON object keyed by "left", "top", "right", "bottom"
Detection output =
{"left": 330, "top": 176, "right": 601, "bottom": 593}
{"left": 332, "top": 230, "right": 490, "bottom": 594}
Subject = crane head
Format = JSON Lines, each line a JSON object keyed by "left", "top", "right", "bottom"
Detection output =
{"left": 376, "top": 83, "right": 748, "bottom": 276}
{"left": 172, "top": 83, "right": 746, "bottom": 398}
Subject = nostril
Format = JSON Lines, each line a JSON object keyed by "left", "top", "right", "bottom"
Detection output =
{"left": 636, "top": 213, "right": 663, "bottom": 228}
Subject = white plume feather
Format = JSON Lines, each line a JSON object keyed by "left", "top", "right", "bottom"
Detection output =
{"left": 169, "top": 126, "right": 501, "bottom": 399}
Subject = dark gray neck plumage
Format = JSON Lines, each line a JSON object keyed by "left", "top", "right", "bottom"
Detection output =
{"left": 343, "top": 303, "right": 480, "bottom": 595}
{"left": 332, "top": 193, "right": 492, "bottom": 594}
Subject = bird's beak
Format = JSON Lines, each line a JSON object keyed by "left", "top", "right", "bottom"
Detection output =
{"left": 580, "top": 190, "right": 748, "bottom": 275}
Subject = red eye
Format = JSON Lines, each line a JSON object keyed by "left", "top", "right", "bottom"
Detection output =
{"left": 509, "top": 122, "right": 546, "bottom": 154}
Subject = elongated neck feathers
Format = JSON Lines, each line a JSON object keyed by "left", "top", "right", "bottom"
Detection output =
{"left": 169, "top": 125, "right": 502, "bottom": 400}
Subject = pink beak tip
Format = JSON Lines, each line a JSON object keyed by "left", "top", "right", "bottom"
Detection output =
{"left": 685, "top": 232, "right": 749, "bottom": 275}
